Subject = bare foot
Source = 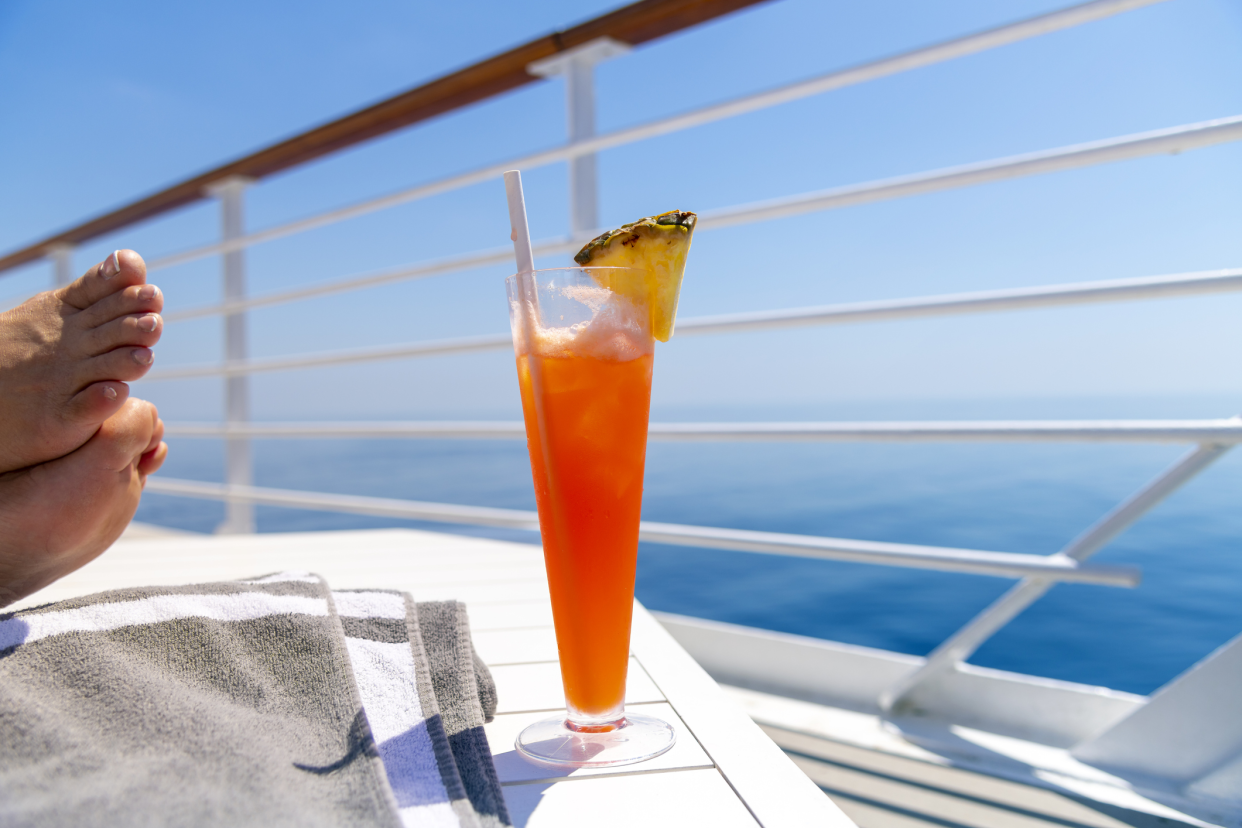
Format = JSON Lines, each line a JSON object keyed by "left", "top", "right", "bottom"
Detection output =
{"left": 0, "top": 398, "right": 167, "bottom": 608}
{"left": 0, "top": 249, "right": 163, "bottom": 473}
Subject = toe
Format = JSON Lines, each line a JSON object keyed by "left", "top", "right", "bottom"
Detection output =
{"left": 77, "top": 282, "right": 163, "bottom": 330}
{"left": 58, "top": 250, "right": 147, "bottom": 311}
{"left": 79, "top": 345, "right": 157, "bottom": 385}
{"left": 137, "top": 414, "right": 167, "bottom": 478}
{"left": 83, "top": 312, "right": 163, "bottom": 356}
{"left": 138, "top": 442, "right": 168, "bottom": 478}
{"left": 89, "top": 398, "right": 160, "bottom": 472}
{"left": 64, "top": 381, "right": 130, "bottom": 427}
{"left": 141, "top": 410, "right": 164, "bottom": 456}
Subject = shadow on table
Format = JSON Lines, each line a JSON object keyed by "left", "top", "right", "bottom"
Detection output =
{"left": 497, "top": 781, "right": 554, "bottom": 827}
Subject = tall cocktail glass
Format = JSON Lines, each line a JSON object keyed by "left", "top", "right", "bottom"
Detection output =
{"left": 506, "top": 266, "right": 676, "bottom": 768}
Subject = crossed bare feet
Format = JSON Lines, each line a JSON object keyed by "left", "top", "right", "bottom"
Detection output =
{"left": 0, "top": 250, "right": 169, "bottom": 608}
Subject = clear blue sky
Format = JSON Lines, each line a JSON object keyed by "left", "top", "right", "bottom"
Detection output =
{"left": 1, "top": 0, "right": 1240, "bottom": 421}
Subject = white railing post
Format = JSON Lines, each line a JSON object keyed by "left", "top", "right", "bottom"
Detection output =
{"left": 47, "top": 243, "right": 75, "bottom": 287}
{"left": 879, "top": 440, "right": 1235, "bottom": 715}
{"left": 528, "top": 38, "right": 630, "bottom": 240}
{"left": 207, "top": 176, "right": 255, "bottom": 534}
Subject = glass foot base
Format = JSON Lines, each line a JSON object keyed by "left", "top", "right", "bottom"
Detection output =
{"left": 515, "top": 712, "right": 676, "bottom": 769}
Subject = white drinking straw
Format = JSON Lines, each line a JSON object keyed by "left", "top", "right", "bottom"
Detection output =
{"left": 503, "top": 170, "right": 535, "bottom": 276}
{"left": 503, "top": 169, "right": 542, "bottom": 330}
{"left": 502, "top": 170, "right": 561, "bottom": 531}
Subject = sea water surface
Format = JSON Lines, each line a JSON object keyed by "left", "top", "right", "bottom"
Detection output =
{"left": 134, "top": 397, "right": 1242, "bottom": 697}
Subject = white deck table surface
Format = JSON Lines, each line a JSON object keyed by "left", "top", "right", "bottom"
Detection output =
{"left": 11, "top": 526, "right": 853, "bottom": 827}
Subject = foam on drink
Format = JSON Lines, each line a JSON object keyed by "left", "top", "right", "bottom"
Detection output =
{"left": 511, "top": 284, "right": 653, "bottom": 363}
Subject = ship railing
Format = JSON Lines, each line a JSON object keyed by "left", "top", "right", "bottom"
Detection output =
{"left": 3, "top": 0, "right": 1236, "bottom": 712}
{"left": 143, "top": 113, "right": 1242, "bottom": 322}
{"left": 147, "top": 417, "right": 1239, "bottom": 590}
{"left": 145, "top": 267, "right": 1242, "bottom": 379}
{"left": 121, "top": 0, "right": 1187, "bottom": 277}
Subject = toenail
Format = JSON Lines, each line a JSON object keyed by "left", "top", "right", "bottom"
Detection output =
{"left": 138, "top": 284, "right": 157, "bottom": 300}
{"left": 100, "top": 251, "right": 121, "bottom": 279}
{"left": 133, "top": 348, "right": 154, "bottom": 365}
{"left": 138, "top": 314, "right": 160, "bottom": 332}
{"left": 103, "top": 385, "right": 117, "bottom": 400}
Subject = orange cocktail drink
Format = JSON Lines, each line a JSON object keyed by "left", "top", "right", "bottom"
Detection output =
{"left": 508, "top": 267, "right": 655, "bottom": 727}
{"left": 516, "top": 341, "right": 652, "bottom": 721}
{"left": 507, "top": 267, "right": 675, "bottom": 768}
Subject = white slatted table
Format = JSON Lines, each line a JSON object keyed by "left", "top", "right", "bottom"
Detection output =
{"left": 11, "top": 527, "right": 852, "bottom": 827}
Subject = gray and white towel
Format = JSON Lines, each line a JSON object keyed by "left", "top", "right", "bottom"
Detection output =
{"left": 0, "top": 572, "right": 510, "bottom": 828}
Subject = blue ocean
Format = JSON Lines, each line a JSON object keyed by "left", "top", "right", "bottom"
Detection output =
{"left": 134, "top": 396, "right": 1242, "bottom": 698}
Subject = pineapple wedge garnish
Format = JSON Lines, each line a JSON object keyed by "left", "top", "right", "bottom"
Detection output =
{"left": 574, "top": 210, "right": 696, "bottom": 342}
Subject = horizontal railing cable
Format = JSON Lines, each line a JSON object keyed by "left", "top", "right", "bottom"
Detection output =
{"left": 144, "top": 477, "right": 1140, "bottom": 586}
{"left": 635, "top": 522, "right": 1138, "bottom": 585}
{"left": 157, "top": 115, "right": 1242, "bottom": 320}
{"left": 699, "top": 115, "right": 1242, "bottom": 231}
{"left": 146, "top": 333, "right": 512, "bottom": 380}
{"left": 164, "top": 238, "right": 574, "bottom": 323}
{"left": 161, "top": 418, "right": 1242, "bottom": 443}
{"left": 163, "top": 421, "right": 530, "bottom": 439}
{"left": 143, "top": 267, "right": 1242, "bottom": 380}
{"left": 676, "top": 266, "right": 1242, "bottom": 336}
{"left": 141, "top": 0, "right": 1170, "bottom": 274}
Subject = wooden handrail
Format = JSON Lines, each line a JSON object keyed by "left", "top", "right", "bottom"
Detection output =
{"left": 0, "top": 0, "right": 770, "bottom": 276}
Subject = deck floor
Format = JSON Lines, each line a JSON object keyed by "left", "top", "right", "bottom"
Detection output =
{"left": 760, "top": 718, "right": 1204, "bottom": 828}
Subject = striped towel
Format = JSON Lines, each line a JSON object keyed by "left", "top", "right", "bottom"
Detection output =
{"left": 0, "top": 572, "right": 510, "bottom": 828}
